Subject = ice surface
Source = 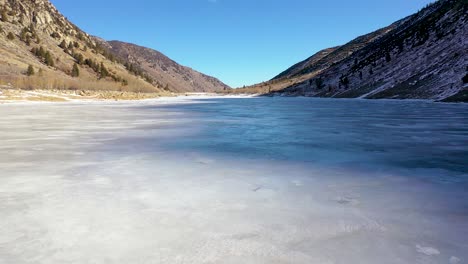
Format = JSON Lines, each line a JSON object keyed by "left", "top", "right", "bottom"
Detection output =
{"left": 0, "top": 97, "right": 467, "bottom": 264}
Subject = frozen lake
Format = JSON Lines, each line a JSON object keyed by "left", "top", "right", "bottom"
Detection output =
{"left": 1, "top": 97, "right": 467, "bottom": 264}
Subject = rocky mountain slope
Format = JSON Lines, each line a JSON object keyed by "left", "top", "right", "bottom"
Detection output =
{"left": 273, "top": 22, "right": 400, "bottom": 81}
{"left": 0, "top": 0, "right": 229, "bottom": 93}
{"left": 106, "top": 41, "right": 230, "bottom": 93}
{"left": 231, "top": 0, "right": 467, "bottom": 101}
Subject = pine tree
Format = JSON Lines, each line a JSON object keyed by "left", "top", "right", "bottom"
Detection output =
{"left": 44, "top": 51, "right": 54, "bottom": 67}
{"left": 315, "top": 78, "right": 324, "bottom": 89}
{"left": 340, "top": 76, "right": 350, "bottom": 89}
{"left": 59, "top": 40, "right": 67, "bottom": 49}
{"left": 50, "top": 32, "right": 61, "bottom": 39}
{"left": 100, "top": 62, "right": 108, "bottom": 78}
{"left": 31, "top": 47, "right": 38, "bottom": 56}
{"left": 38, "top": 46, "right": 46, "bottom": 58}
{"left": 74, "top": 53, "right": 84, "bottom": 65}
{"left": 71, "top": 63, "right": 80, "bottom": 77}
{"left": 385, "top": 52, "right": 391, "bottom": 62}
{"left": 26, "top": 65, "right": 35, "bottom": 76}
{"left": 20, "top": 28, "right": 28, "bottom": 41}
{"left": 7, "top": 32, "right": 15, "bottom": 40}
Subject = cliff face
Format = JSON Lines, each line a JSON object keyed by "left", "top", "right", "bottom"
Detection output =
{"left": 0, "top": 0, "right": 229, "bottom": 93}
{"left": 234, "top": 0, "right": 467, "bottom": 101}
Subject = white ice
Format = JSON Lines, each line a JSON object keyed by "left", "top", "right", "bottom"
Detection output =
{"left": 0, "top": 98, "right": 467, "bottom": 264}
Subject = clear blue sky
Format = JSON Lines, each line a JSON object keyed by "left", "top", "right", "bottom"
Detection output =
{"left": 50, "top": 0, "right": 434, "bottom": 88}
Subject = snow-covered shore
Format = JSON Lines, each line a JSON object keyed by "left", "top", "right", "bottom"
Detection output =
{"left": 0, "top": 89, "right": 256, "bottom": 104}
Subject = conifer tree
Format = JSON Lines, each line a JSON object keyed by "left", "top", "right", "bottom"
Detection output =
{"left": 59, "top": 40, "right": 67, "bottom": 49}
{"left": 385, "top": 52, "right": 391, "bottom": 62}
{"left": 38, "top": 46, "right": 46, "bottom": 58}
{"left": 100, "top": 62, "right": 108, "bottom": 78}
{"left": 7, "top": 32, "right": 15, "bottom": 40}
{"left": 45, "top": 51, "right": 54, "bottom": 67}
{"left": 315, "top": 78, "right": 324, "bottom": 89}
{"left": 71, "top": 63, "right": 80, "bottom": 77}
{"left": 26, "top": 65, "right": 35, "bottom": 76}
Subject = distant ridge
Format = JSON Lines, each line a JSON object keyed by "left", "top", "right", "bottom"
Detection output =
{"left": 106, "top": 41, "right": 230, "bottom": 93}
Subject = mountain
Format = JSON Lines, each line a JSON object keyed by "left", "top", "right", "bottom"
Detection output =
{"left": 0, "top": 0, "right": 229, "bottom": 93}
{"left": 232, "top": 0, "right": 467, "bottom": 102}
{"left": 106, "top": 41, "right": 230, "bottom": 93}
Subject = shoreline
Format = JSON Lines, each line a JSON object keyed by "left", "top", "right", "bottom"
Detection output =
{"left": 0, "top": 89, "right": 257, "bottom": 104}
{"left": 2, "top": 88, "right": 464, "bottom": 104}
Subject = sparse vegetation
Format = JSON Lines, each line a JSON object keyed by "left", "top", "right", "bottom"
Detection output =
{"left": 72, "top": 51, "right": 85, "bottom": 65}
{"left": 99, "top": 62, "right": 109, "bottom": 78}
{"left": 50, "top": 32, "right": 61, "bottom": 39}
{"left": 59, "top": 40, "right": 67, "bottom": 49}
{"left": 1, "top": 9, "right": 9, "bottom": 22}
{"left": 315, "top": 78, "right": 325, "bottom": 89}
{"left": 7, "top": 32, "right": 15, "bottom": 40}
{"left": 44, "top": 51, "right": 54, "bottom": 67}
{"left": 71, "top": 63, "right": 80, "bottom": 77}
{"left": 26, "top": 65, "right": 35, "bottom": 76}
{"left": 340, "top": 76, "right": 350, "bottom": 89}
{"left": 31, "top": 47, "right": 55, "bottom": 67}
{"left": 0, "top": 71, "right": 158, "bottom": 93}
{"left": 385, "top": 52, "right": 391, "bottom": 62}
{"left": 124, "top": 62, "right": 154, "bottom": 84}
{"left": 18, "top": 26, "right": 39, "bottom": 45}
